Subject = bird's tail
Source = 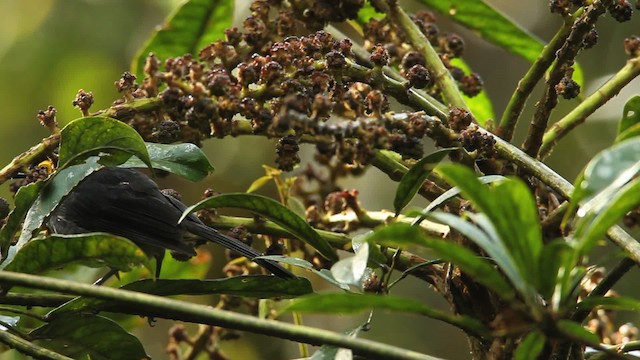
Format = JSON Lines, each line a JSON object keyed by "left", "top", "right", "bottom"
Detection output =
{"left": 182, "top": 221, "right": 296, "bottom": 279}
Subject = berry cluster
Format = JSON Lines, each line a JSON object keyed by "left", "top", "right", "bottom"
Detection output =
{"left": 363, "top": 10, "right": 483, "bottom": 98}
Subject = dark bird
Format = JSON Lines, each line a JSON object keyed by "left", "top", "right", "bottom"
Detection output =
{"left": 47, "top": 167, "right": 295, "bottom": 280}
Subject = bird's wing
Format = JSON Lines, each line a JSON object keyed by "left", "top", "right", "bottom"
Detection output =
{"left": 49, "top": 168, "right": 195, "bottom": 257}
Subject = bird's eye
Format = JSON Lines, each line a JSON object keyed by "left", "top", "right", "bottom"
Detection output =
{"left": 119, "top": 181, "right": 129, "bottom": 186}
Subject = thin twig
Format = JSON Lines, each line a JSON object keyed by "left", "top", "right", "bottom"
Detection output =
{"left": 540, "top": 55, "right": 640, "bottom": 158}
{"left": 522, "top": 1, "right": 608, "bottom": 157}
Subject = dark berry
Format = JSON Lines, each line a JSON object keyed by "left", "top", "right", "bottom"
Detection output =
{"left": 583, "top": 28, "right": 598, "bottom": 49}
{"left": 370, "top": 44, "right": 390, "bottom": 67}
{"left": 555, "top": 76, "right": 581, "bottom": 99}
{"left": 326, "top": 51, "right": 347, "bottom": 69}
{"left": 276, "top": 134, "right": 301, "bottom": 171}
{"left": 608, "top": 0, "right": 633, "bottom": 22}
{"left": 448, "top": 107, "right": 474, "bottom": 132}
{"left": 460, "top": 73, "right": 484, "bottom": 97}
{"left": 406, "top": 65, "right": 431, "bottom": 89}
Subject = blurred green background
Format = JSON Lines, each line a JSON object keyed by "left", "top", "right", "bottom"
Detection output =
{"left": 0, "top": 0, "right": 639, "bottom": 359}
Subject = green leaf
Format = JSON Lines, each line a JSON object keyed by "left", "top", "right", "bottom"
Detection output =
{"left": 121, "top": 142, "right": 214, "bottom": 181}
{"left": 418, "top": 174, "right": 505, "bottom": 216}
{"left": 3, "top": 233, "right": 151, "bottom": 275}
{"left": 58, "top": 117, "right": 151, "bottom": 169}
{"left": 30, "top": 314, "right": 148, "bottom": 360}
{"left": 429, "top": 212, "right": 526, "bottom": 299}
{"left": 556, "top": 320, "right": 600, "bottom": 345}
{"left": 47, "top": 275, "right": 313, "bottom": 318}
{"left": 514, "top": 331, "right": 545, "bottom": 360}
{"left": 437, "top": 165, "right": 542, "bottom": 295}
{"left": 0, "top": 181, "right": 44, "bottom": 261}
{"left": 257, "top": 255, "right": 352, "bottom": 291}
{"left": 393, "top": 148, "right": 454, "bottom": 215}
{"left": 575, "top": 178, "right": 640, "bottom": 254}
{"left": 578, "top": 296, "right": 640, "bottom": 312}
{"left": 246, "top": 175, "right": 272, "bottom": 193}
{"left": 571, "top": 137, "right": 640, "bottom": 207}
{"left": 537, "top": 239, "right": 575, "bottom": 301}
{"left": 615, "top": 122, "right": 640, "bottom": 144}
{"left": 180, "top": 193, "right": 337, "bottom": 261}
{"left": 450, "top": 58, "right": 495, "bottom": 124}
{"left": 616, "top": 96, "right": 640, "bottom": 138}
{"left": 352, "top": 232, "right": 387, "bottom": 267}
{"left": 9, "top": 161, "right": 103, "bottom": 261}
{"left": 357, "top": 2, "right": 384, "bottom": 24}
{"left": 311, "top": 326, "right": 364, "bottom": 360}
{"left": 330, "top": 242, "right": 369, "bottom": 286}
{"left": 283, "top": 293, "right": 489, "bottom": 336}
{"left": 366, "top": 223, "right": 514, "bottom": 300}
{"left": 132, "top": 0, "right": 234, "bottom": 79}
{"left": 418, "top": 0, "right": 544, "bottom": 62}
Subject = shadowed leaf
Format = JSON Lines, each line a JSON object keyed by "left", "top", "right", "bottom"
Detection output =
{"left": 181, "top": 193, "right": 337, "bottom": 261}
{"left": 4, "top": 233, "right": 151, "bottom": 275}
{"left": 393, "top": 148, "right": 454, "bottom": 215}
{"left": 58, "top": 117, "right": 150, "bottom": 169}
{"left": 31, "top": 314, "right": 148, "bottom": 360}
{"left": 48, "top": 275, "right": 313, "bottom": 318}
{"left": 122, "top": 142, "right": 214, "bottom": 181}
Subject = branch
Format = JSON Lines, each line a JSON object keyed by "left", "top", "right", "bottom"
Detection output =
{"left": 0, "top": 328, "right": 71, "bottom": 360}
{"left": 0, "top": 271, "right": 439, "bottom": 360}
{"left": 207, "top": 215, "right": 447, "bottom": 292}
{"left": 522, "top": 1, "right": 608, "bottom": 157}
{"left": 497, "top": 17, "right": 576, "bottom": 141}
{"left": 539, "top": 54, "right": 640, "bottom": 158}
{"left": 382, "top": 0, "right": 468, "bottom": 111}
{"left": 0, "top": 134, "right": 60, "bottom": 185}
{"left": 489, "top": 128, "right": 640, "bottom": 264}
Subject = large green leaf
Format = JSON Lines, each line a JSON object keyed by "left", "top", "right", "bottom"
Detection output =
{"left": 575, "top": 178, "right": 640, "bottom": 254}
{"left": 428, "top": 212, "right": 526, "bottom": 299}
{"left": 283, "top": 293, "right": 489, "bottom": 336}
{"left": 10, "top": 161, "right": 103, "bottom": 259}
{"left": 58, "top": 116, "right": 151, "bottom": 169}
{"left": 418, "top": 0, "right": 543, "bottom": 62}
{"left": 556, "top": 320, "right": 600, "bottom": 345}
{"left": 181, "top": 193, "right": 337, "bottom": 261}
{"left": 514, "top": 331, "right": 545, "bottom": 360}
{"left": 571, "top": 137, "right": 640, "bottom": 208}
{"left": 47, "top": 275, "right": 312, "bottom": 318}
{"left": 310, "top": 326, "right": 366, "bottom": 360}
{"left": 366, "top": 222, "right": 514, "bottom": 300}
{"left": 537, "top": 239, "right": 575, "bottom": 302}
{"left": 578, "top": 296, "right": 640, "bottom": 312}
{"left": 330, "top": 242, "right": 369, "bottom": 287}
{"left": 122, "top": 142, "right": 214, "bottom": 181}
{"left": 393, "top": 148, "right": 454, "bottom": 215}
{"left": 616, "top": 96, "right": 640, "bottom": 141}
{"left": 31, "top": 314, "right": 148, "bottom": 360}
{"left": 132, "top": 0, "right": 234, "bottom": 79}
{"left": 0, "top": 181, "right": 44, "bottom": 261}
{"left": 437, "top": 165, "right": 542, "bottom": 291}
{"left": 416, "top": 175, "right": 505, "bottom": 219}
{"left": 3, "top": 233, "right": 151, "bottom": 274}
